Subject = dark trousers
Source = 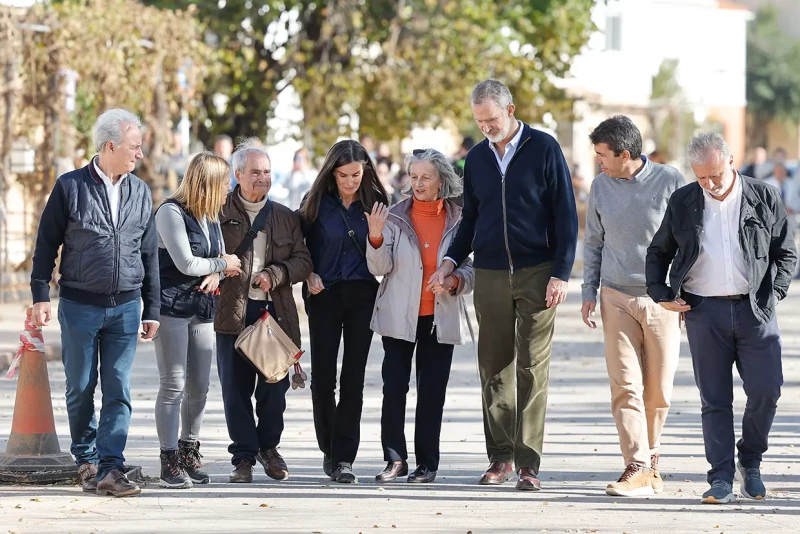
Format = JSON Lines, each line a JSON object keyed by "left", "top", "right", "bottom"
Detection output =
{"left": 684, "top": 295, "right": 783, "bottom": 484}
{"left": 217, "top": 300, "right": 290, "bottom": 465}
{"left": 306, "top": 280, "right": 377, "bottom": 467}
{"left": 473, "top": 263, "right": 556, "bottom": 473}
{"left": 58, "top": 298, "right": 141, "bottom": 481}
{"left": 381, "top": 315, "right": 454, "bottom": 471}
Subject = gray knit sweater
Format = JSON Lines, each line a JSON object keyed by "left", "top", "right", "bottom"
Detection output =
{"left": 581, "top": 158, "right": 685, "bottom": 301}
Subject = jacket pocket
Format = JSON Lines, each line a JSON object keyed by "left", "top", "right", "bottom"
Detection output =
{"left": 752, "top": 229, "right": 770, "bottom": 259}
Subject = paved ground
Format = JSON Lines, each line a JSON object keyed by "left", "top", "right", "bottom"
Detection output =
{"left": 1, "top": 282, "right": 799, "bottom": 534}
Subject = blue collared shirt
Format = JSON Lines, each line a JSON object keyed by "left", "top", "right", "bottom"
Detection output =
{"left": 488, "top": 120, "right": 524, "bottom": 175}
{"left": 301, "top": 194, "right": 375, "bottom": 287}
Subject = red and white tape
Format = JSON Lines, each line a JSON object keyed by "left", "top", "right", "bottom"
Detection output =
{"left": 3, "top": 312, "right": 45, "bottom": 380}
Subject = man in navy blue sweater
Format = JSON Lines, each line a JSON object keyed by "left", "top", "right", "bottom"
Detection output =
{"left": 30, "top": 109, "right": 160, "bottom": 497}
{"left": 431, "top": 80, "right": 578, "bottom": 491}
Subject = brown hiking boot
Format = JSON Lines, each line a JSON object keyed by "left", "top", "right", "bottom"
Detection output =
{"left": 256, "top": 448, "right": 289, "bottom": 481}
{"left": 650, "top": 453, "right": 663, "bottom": 493}
{"left": 229, "top": 460, "right": 254, "bottom": 483}
{"left": 96, "top": 469, "right": 141, "bottom": 497}
{"left": 78, "top": 463, "right": 98, "bottom": 493}
{"left": 606, "top": 463, "right": 654, "bottom": 497}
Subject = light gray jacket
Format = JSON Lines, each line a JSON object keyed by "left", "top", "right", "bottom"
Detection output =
{"left": 367, "top": 198, "right": 474, "bottom": 345}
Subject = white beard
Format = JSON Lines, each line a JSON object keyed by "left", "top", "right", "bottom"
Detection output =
{"left": 485, "top": 122, "right": 513, "bottom": 144}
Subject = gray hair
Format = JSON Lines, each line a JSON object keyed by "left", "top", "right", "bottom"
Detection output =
{"left": 687, "top": 132, "right": 731, "bottom": 166}
{"left": 471, "top": 79, "right": 514, "bottom": 109}
{"left": 231, "top": 137, "right": 270, "bottom": 174}
{"left": 92, "top": 109, "right": 142, "bottom": 153}
{"left": 403, "top": 149, "right": 464, "bottom": 199}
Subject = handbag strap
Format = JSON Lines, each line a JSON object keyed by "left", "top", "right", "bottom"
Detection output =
{"left": 234, "top": 200, "right": 273, "bottom": 258}
{"left": 337, "top": 206, "right": 365, "bottom": 257}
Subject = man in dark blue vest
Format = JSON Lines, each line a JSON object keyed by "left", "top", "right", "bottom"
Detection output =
{"left": 31, "top": 108, "right": 160, "bottom": 497}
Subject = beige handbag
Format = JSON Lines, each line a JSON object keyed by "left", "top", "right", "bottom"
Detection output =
{"left": 234, "top": 311, "right": 304, "bottom": 383}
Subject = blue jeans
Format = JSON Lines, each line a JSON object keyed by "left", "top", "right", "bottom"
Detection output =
{"left": 58, "top": 298, "right": 141, "bottom": 481}
{"left": 684, "top": 294, "right": 783, "bottom": 484}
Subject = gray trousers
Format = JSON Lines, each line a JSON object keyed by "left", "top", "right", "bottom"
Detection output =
{"left": 154, "top": 314, "right": 215, "bottom": 451}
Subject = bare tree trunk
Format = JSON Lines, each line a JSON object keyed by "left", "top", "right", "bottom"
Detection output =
{"left": 16, "top": 41, "right": 62, "bottom": 272}
{"left": 0, "top": 8, "right": 20, "bottom": 174}
{"left": 137, "top": 56, "right": 169, "bottom": 208}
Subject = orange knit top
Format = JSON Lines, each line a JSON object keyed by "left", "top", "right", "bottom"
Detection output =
{"left": 369, "top": 199, "right": 459, "bottom": 317}
{"left": 411, "top": 199, "right": 446, "bottom": 316}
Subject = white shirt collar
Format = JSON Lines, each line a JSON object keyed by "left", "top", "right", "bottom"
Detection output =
{"left": 93, "top": 157, "right": 127, "bottom": 185}
{"left": 507, "top": 120, "right": 524, "bottom": 148}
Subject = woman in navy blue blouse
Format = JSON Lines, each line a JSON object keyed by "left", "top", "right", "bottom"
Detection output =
{"left": 299, "top": 140, "right": 389, "bottom": 483}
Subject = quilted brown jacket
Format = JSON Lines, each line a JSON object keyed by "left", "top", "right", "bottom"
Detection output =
{"left": 214, "top": 190, "right": 312, "bottom": 345}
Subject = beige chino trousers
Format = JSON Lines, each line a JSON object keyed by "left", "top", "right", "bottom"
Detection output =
{"left": 600, "top": 287, "right": 680, "bottom": 467}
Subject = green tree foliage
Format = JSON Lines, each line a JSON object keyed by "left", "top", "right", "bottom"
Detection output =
{"left": 746, "top": 5, "right": 800, "bottom": 145}
{"left": 10, "top": 0, "right": 209, "bottom": 269}
{"left": 146, "top": 0, "right": 595, "bottom": 149}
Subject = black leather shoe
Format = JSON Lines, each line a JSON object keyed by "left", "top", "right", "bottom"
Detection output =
{"left": 408, "top": 465, "right": 437, "bottom": 483}
{"left": 323, "top": 455, "right": 332, "bottom": 478}
{"left": 375, "top": 461, "right": 408, "bottom": 482}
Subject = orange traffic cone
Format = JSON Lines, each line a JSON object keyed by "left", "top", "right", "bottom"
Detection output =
{"left": 0, "top": 308, "right": 77, "bottom": 483}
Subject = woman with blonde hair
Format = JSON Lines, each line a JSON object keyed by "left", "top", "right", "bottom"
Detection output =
{"left": 153, "top": 152, "right": 242, "bottom": 488}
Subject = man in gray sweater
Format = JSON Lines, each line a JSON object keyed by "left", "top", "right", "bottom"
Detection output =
{"left": 581, "top": 116, "right": 684, "bottom": 497}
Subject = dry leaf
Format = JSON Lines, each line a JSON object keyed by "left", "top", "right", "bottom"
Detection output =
{"left": 30, "top": 498, "right": 41, "bottom": 502}
{"left": 436, "top": 512, "right": 443, "bottom": 515}
{"left": 260, "top": 503, "right": 268, "bottom": 508}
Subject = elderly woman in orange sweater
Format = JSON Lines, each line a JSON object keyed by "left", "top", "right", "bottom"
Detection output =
{"left": 365, "top": 149, "right": 474, "bottom": 483}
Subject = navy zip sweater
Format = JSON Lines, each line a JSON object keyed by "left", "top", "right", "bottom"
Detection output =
{"left": 446, "top": 123, "right": 578, "bottom": 281}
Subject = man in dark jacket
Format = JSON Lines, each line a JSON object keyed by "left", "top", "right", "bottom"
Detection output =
{"left": 214, "top": 139, "right": 312, "bottom": 484}
{"left": 646, "top": 132, "right": 797, "bottom": 505}
{"left": 30, "top": 109, "right": 160, "bottom": 497}
{"left": 431, "top": 79, "right": 578, "bottom": 491}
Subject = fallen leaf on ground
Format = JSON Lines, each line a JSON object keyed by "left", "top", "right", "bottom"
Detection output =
{"left": 259, "top": 503, "right": 268, "bottom": 508}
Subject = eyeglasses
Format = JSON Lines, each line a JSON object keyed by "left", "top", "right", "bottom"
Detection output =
{"left": 412, "top": 149, "right": 425, "bottom": 155}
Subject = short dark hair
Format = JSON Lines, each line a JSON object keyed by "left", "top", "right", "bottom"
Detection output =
{"left": 589, "top": 115, "right": 642, "bottom": 159}
{"left": 461, "top": 136, "right": 475, "bottom": 150}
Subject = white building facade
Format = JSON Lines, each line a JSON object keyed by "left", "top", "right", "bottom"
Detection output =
{"left": 559, "top": 0, "right": 753, "bottom": 179}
